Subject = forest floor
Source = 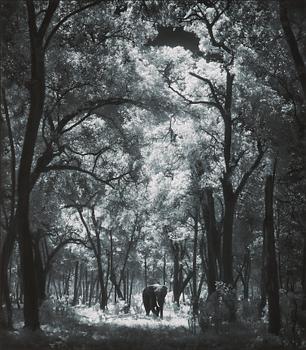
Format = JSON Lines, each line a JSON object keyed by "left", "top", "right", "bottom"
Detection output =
{"left": 0, "top": 304, "right": 300, "bottom": 350}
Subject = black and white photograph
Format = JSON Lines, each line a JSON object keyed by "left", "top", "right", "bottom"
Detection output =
{"left": 0, "top": 0, "right": 306, "bottom": 349}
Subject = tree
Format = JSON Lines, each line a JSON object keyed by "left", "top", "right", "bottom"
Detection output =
{"left": 3, "top": 0, "right": 156, "bottom": 328}
{"left": 264, "top": 172, "right": 281, "bottom": 335}
{"left": 278, "top": 0, "right": 306, "bottom": 309}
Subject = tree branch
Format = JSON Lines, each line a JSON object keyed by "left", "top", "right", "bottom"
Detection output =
{"left": 180, "top": 271, "right": 194, "bottom": 295}
{"left": 26, "top": 0, "right": 38, "bottom": 36}
{"left": 279, "top": 0, "right": 306, "bottom": 100}
{"left": 43, "top": 164, "right": 115, "bottom": 188}
{"left": 234, "top": 141, "right": 265, "bottom": 200}
{"left": 44, "top": 237, "right": 84, "bottom": 273}
{"left": 1, "top": 88, "right": 16, "bottom": 220}
{"left": 195, "top": 4, "right": 231, "bottom": 54}
{"left": 44, "top": 0, "right": 103, "bottom": 50}
{"left": 30, "top": 143, "right": 55, "bottom": 189}
{"left": 43, "top": 164, "right": 130, "bottom": 188}
{"left": 189, "top": 72, "right": 225, "bottom": 115}
{"left": 76, "top": 207, "right": 98, "bottom": 257}
{"left": 38, "top": 0, "right": 60, "bottom": 41}
{"left": 56, "top": 97, "right": 137, "bottom": 134}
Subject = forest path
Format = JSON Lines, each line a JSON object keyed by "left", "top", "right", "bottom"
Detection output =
{"left": 0, "top": 321, "right": 284, "bottom": 350}
{"left": 0, "top": 308, "right": 285, "bottom": 350}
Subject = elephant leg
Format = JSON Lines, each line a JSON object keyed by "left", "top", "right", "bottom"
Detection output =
{"left": 144, "top": 303, "right": 150, "bottom": 316}
{"left": 143, "top": 292, "right": 151, "bottom": 315}
{"left": 152, "top": 295, "right": 161, "bottom": 316}
{"left": 152, "top": 306, "right": 159, "bottom": 316}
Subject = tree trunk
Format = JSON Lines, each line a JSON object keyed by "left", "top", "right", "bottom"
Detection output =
{"left": 264, "top": 175, "right": 281, "bottom": 335}
{"left": 72, "top": 261, "right": 79, "bottom": 306}
{"left": 33, "top": 238, "right": 46, "bottom": 304}
{"left": 64, "top": 268, "right": 71, "bottom": 297}
{"left": 97, "top": 261, "right": 107, "bottom": 310}
{"left": 0, "top": 227, "right": 15, "bottom": 329}
{"left": 88, "top": 271, "right": 95, "bottom": 307}
{"left": 0, "top": 89, "right": 5, "bottom": 327}
{"left": 279, "top": 0, "right": 306, "bottom": 101}
{"left": 123, "top": 271, "right": 127, "bottom": 301}
{"left": 144, "top": 256, "right": 148, "bottom": 288}
{"left": 52, "top": 277, "right": 59, "bottom": 300}
{"left": 258, "top": 223, "right": 267, "bottom": 318}
{"left": 0, "top": 89, "right": 16, "bottom": 329}
{"left": 110, "top": 272, "right": 124, "bottom": 300}
{"left": 222, "top": 178, "right": 235, "bottom": 286}
{"left": 16, "top": 22, "right": 44, "bottom": 332}
{"left": 163, "top": 253, "right": 166, "bottom": 286}
{"left": 84, "top": 267, "right": 88, "bottom": 304}
{"left": 16, "top": 0, "right": 60, "bottom": 329}
{"left": 192, "top": 214, "right": 199, "bottom": 315}
{"left": 172, "top": 243, "right": 181, "bottom": 306}
{"left": 101, "top": 284, "right": 108, "bottom": 310}
{"left": 46, "top": 273, "right": 51, "bottom": 296}
{"left": 128, "top": 273, "right": 134, "bottom": 307}
{"left": 242, "top": 250, "right": 251, "bottom": 300}
{"left": 16, "top": 24, "right": 46, "bottom": 327}
{"left": 95, "top": 277, "right": 100, "bottom": 304}
{"left": 302, "top": 235, "right": 306, "bottom": 310}
{"left": 202, "top": 188, "right": 219, "bottom": 296}
{"left": 171, "top": 241, "right": 192, "bottom": 306}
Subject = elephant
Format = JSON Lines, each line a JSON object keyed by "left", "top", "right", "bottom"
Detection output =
{"left": 142, "top": 284, "right": 167, "bottom": 319}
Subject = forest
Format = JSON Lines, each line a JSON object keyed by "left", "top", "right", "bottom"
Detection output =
{"left": 0, "top": 0, "right": 306, "bottom": 349}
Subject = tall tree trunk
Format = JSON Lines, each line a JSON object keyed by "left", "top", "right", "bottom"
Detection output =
{"left": 192, "top": 214, "right": 199, "bottom": 315}
{"left": 264, "top": 175, "right": 281, "bottom": 335}
{"left": 95, "top": 276, "right": 100, "bottom": 304}
{"left": 302, "top": 235, "right": 306, "bottom": 310}
{"left": 123, "top": 271, "right": 127, "bottom": 301}
{"left": 172, "top": 243, "right": 181, "bottom": 306}
{"left": 110, "top": 272, "right": 124, "bottom": 300}
{"left": 83, "top": 267, "right": 88, "bottom": 304}
{"left": 279, "top": 0, "right": 306, "bottom": 309}
{"left": 163, "top": 253, "right": 166, "bottom": 286}
{"left": 144, "top": 256, "right": 148, "bottom": 288}
{"left": 242, "top": 250, "right": 251, "bottom": 300}
{"left": 279, "top": 0, "right": 306, "bottom": 102}
{"left": 0, "top": 226, "right": 15, "bottom": 329}
{"left": 33, "top": 238, "right": 46, "bottom": 304}
{"left": 72, "top": 261, "right": 79, "bottom": 306}
{"left": 0, "top": 89, "right": 17, "bottom": 329}
{"left": 88, "top": 271, "right": 95, "bottom": 307}
{"left": 128, "top": 273, "right": 134, "bottom": 307}
{"left": 258, "top": 216, "right": 267, "bottom": 318}
{"left": 16, "top": 29, "right": 44, "bottom": 332}
{"left": 16, "top": 1, "right": 59, "bottom": 329}
{"left": 171, "top": 241, "right": 193, "bottom": 306}
{"left": 222, "top": 178, "right": 235, "bottom": 285}
{"left": 64, "top": 268, "right": 71, "bottom": 297}
{"left": 221, "top": 71, "right": 235, "bottom": 287}
{"left": 0, "top": 98, "right": 6, "bottom": 329}
{"left": 97, "top": 260, "right": 107, "bottom": 310}
{"left": 202, "top": 188, "right": 219, "bottom": 296}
